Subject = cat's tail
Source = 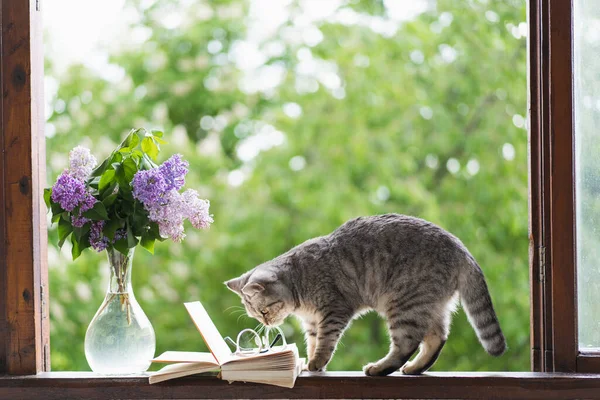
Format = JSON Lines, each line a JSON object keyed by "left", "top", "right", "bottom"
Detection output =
{"left": 458, "top": 256, "right": 507, "bottom": 356}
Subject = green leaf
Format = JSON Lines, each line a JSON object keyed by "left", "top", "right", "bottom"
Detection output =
{"left": 58, "top": 234, "right": 69, "bottom": 249}
{"left": 100, "top": 182, "right": 118, "bottom": 199}
{"left": 51, "top": 213, "right": 62, "bottom": 224}
{"left": 119, "top": 132, "right": 140, "bottom": 153}
{"left": 127, "top": 132, "right": 140, "bottom": 149}
{"left": 130, "top": 150, "right": 143, "bottom": 163}
{"left": 102, "top": 192, "right": 118, "bottom": 208}
{"left": 131, "top": 207, "right": 149, "bottom": 237}
{"left": 73, "top": 223, "right": 91, "bottom": 242}
{"left": 140, "top": 232, "right": 155, "bottom": 254}
{"left": 90, "top": 155, "right": 111, "bottom": 177}
{"left": 119, "top": 129, "right": 139, "bottom": 149}
{"left": 153, "top": 136, "right": 168, "bottom": 145}
{"left": 87, "top": 176, "right": 101, "bottom": 189}
{"left": 126, "top": 222, "right": 139, "bottom": 248}
{"left": 71, "top": 235, "right": 82, "bottom": 260}
{"left": 149, "top": 221, "right": 166, "bottom": 241}
{"left": 82, "top": 202, "right": 109, "bottom": 220}
{"left": 113, "top": 164, "right": 131, "bottom": 192}
{"left": 99, "top": 169, "right": 116, "bottom": 191}
{"left": 122, "top": 157, "right": 138, "bottom": 182}
{"left": 141, "top": 137, "right": 159, "bottom": 160}
{"left": 58, "top": 218, "right": 73, "bottom": 248}
{"left": 103, "top": 218, "right": 122, "bottom": 241}
{"left": 113, "top": 238, "right": 129, "bottom": 256}
{"left": 151, "top": 129, "right": 163, "bottom": 137}
{"left": 44, "top": 188, "right": 52, "bottom": 209}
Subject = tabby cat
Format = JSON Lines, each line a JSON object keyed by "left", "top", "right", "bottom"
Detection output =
{"left": 225, "top": 214, "right": 506, "bottom": 375}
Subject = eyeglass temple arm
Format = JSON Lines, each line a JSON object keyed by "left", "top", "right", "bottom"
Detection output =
{"left": 269, "top": 333, "right": 282, "bottom": 348}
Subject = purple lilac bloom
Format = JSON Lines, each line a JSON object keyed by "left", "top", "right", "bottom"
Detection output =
{"left": 146, "top": 190, "right": 187, "bottom": 242}
{"left": 182, "top": 189, "right": 213, "bottom": 230}
{"left": 132, "top": 168, "right": 168, "bottom": 205}
{"left": 71, "top": 215, "right": 89, "bottom": 228}
{"left": 114, "top": 228, "right": 127, "bottom": 241}
{"left": 90, "top": 221, "right": 110, "bottom": 252}
{"left": 159, "top": 221, "right": 186, "bottom": 243}
{"left": 70, "top": 193, "right": 97, "bottom": 227}
{"left": 68, "top": 146, "right": 97, "bottom": 181}
{"left": 159, "top": 154, "right": 189, "bottom": 191}
{"left": 132, "top": 154, "right": 212, "bottom": 243}
{"left": 51, "top": 172, "right": 89, "bottom": 212}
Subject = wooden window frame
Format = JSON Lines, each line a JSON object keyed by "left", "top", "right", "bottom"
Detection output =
{"left": 529, "top": 0, "right": 600, "bottom": 374}
{"left": 2, "top": 0, "right": 600, "bottom": 397}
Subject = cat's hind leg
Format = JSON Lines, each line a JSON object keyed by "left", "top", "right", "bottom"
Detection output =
{"left": 401, "top": 296, "right": 454, "bottom": 375}
{"left": 363, "top": 304, "right": 430, "bottom": 376}
{"left": 400, "top": 334, "right": 446, "bottom": 375}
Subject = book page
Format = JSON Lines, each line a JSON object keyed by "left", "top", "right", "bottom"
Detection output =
{"left": 152, "top": 351, "right": 219, "bottom": 364}
{"left": 184, "top": 301, "right": 232, "bottom": 364}
{"left": 149, "top": 362, "right": 219, "bottom": 384}
{"left": 223, "top": 343, "right": 298, "bottom": 366}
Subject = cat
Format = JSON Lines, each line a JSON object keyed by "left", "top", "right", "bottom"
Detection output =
{"left": 225, "top": 214, "right": 506, "bottom": 375}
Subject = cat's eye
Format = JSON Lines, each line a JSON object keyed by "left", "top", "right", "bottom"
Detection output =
{"left": 260, "top": 309, "right": 268, "bottom": 316}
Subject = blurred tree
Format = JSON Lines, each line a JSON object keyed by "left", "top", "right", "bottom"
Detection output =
{"left": 45, "top": 0, "right": 528, "bottom": 372}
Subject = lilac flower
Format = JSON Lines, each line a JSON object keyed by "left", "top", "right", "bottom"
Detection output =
{"left": 71, "top": 215, "right": 89, "bottom": 228}
{"left": 159, "top": 154, "right": 189, "bottom": 191}
{"left": 70, "top": 193, "right": 97, "bottom": 227}
{"left": 51, "top": 172, "right": 89, "bottom": 212}
{"left": 132, "top": 168, "right": 168, "bottom": 205}
{"left": 90, "top": 221, "right": 110, "bottom": 252}
{"left": 69, "top": 146, "right": 97, "bottom": 181}
{"left": 131, "top": 154, "right": 213, "bottom": 243}
{"left": 114, "top": 228, "right": 127, "bottom": 241}
{"left": 80, "top": 193, "right": 97, "bottom": 212}
{"left": 146, "top": 190, "right": 187, "bottom": 242}
{"left": 159, "top": 220, "right": 186, "bottom": 243}
{"left": 182, "top": 189, "right": 213, "bottom": 230}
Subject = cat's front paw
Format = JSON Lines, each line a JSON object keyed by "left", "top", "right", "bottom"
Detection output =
{"left": 363, "top": 362, "right": 398, "bottom": 376}
{"left": 307, "top": 358, "right": 327, "bottom": 372}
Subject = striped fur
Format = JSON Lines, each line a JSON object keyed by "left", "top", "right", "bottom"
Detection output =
{"left": 225, "top": 214, "right": 506, "bottom": 375}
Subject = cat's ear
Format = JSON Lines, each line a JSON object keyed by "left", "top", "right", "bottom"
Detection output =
{"left": 241, "top": 282, "right": 265, "bottom": 297}
{"left": 225, "top": 277, "right": 245, "bottom": 296}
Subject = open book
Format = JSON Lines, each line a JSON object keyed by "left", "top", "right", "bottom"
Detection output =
{"left": 149, "top": 301, "right": 304, "bottom": 388}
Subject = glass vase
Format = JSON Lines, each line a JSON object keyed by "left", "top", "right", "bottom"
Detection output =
{"left": 84, "top": 247, "right": 156, "bottom": 374}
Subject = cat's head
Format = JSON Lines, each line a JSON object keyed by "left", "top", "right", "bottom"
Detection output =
{"left": 225, "top": 268, "right": 295, "bottom": 327}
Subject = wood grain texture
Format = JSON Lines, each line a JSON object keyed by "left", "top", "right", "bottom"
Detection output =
{"left": 530, "top": 0, "right": 559, "bottom": 373}
{"left": 0, "top": 0, "right": 49, "bottom": 374}
{"left": 547, "top": 0, "right": 577, "bottom": 373}
{"left": 2, "top": 372, "right": 600, "bottom": 400}
{"left": 540, "top": 0, "right": 555, "bottom": 374}
{"left": 577, "top": 354, "right": 600, "bottom": 373}
{"left": 528, "top": 0, "right": 544, "bottom": 373}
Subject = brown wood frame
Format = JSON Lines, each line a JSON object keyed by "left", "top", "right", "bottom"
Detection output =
{"left": 2, "top": 0, "right": 600, "bottom": 397}
{"left": 529, "top": 0, "right": 600, "bottom": 373}
{"left": 1, "top": 372, "right": 600, "bottom": 399}
{"left": 0, "top": 0, "right": 49, "bottom": 375}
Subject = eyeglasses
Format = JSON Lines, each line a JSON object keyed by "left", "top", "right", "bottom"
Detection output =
{"left": 224, "top": 326, "right": 287, "bottom": 356}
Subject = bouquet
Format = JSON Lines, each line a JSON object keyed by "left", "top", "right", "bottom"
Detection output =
{"left": 44, "top": 128, "right": 214, "bottom": 260}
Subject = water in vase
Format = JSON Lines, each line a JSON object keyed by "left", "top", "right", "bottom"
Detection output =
{"left": 85, "top": 248, "right": 156, "bottom": 374}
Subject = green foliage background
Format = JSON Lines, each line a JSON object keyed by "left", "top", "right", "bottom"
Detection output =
{"left": 45, "top": 0, "right": 529, "bottom": 372}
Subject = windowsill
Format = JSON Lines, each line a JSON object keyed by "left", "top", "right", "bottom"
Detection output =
{"left": 2, "top": 371, "right": 600, "bottom": 399}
